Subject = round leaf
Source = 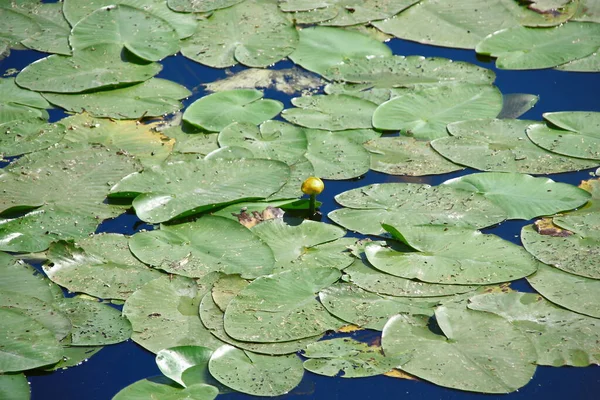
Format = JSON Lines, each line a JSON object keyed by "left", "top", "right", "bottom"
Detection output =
{"left": 0, "top": 373, "right": 30, "bottom": 400}
{"left": 156, "top": 346, "right": 214, "bottom": 387}
{"left": 0, "top": 118, "right": 66, "bottom": 158}
{"left": 168, "top": 0, "right": 244, "bottom": 12}
{"left": 113, "top": 376, "right": 218, "bottom": 400}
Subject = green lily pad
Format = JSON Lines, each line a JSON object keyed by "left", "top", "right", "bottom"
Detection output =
{"left": 43, "top": 78, "right": 190, "bottom": 120}
{"left": 45, "top": 235, "right": 163, "bottom": 300}
{"left": 443, "top": 172, "right": 591, "bottom": 220}
{"left": 0, "top": 373, "right": 30, "bottom": 400}
{"left": 497, "top": 93, "right": 539, "bottom": 119}
{"left": 15, "top": 44, "right": 161, "bottom": 93}
{"left": 0, "top": 103, "right": 48, "bottom": 125}
{"left": 156, "top": 346, "right": 214, "bottom": 387}
{"left": 43, "top": 344, "right": 103, "bottom": 371}
{"left": 0, "top": 253, "right": 61, "bottom": 303}
{"left": 555, "top": 51, "right": 600, "bottom": 72}
{"left": 526, "top": 112, "right": 600, "bottom": 160}
{"left": 163, "top": 126, "right": 220, "bottom": 156}
{"left": 63, "top": 0, "right": 197, "bottom": 39}
{"left": 324, "top": 82, "right": 393, "bottom": 105}
{"left": 0, "top": 5, "right": 41, "bottom": 47}
{"left": 372, "top": 83, "right": 503, "bottom": 140}
{"left": 0, "top": 77, "right": 50, "bottom": 110}
{"left": 122, "top": 274, "right": 226, "bottom": 354}
{"left": 319, "top": 283, "right": 435, "bottom": 330}
{"left": 18, "top": 2, "right": 71, "bottom": 55}
{"left": 289, "top": 26, "right": 392, "bottom": 78}
{"left": 324, "top": 55, "right": 495, "bottom": 87}
{"left": 250, "top": 219, "right": 353, "bottom": 273}
{"left": 224, "top": 267, "right": 343, "bottom": 342}
{"left": 303, "top": 337, "right": 406, "bottom": 378}
{"left": 180, "top": 0, "right": 298, "bottom": 68}
{"left": 218, "top": 121, "right": 307, "bottom": 165}
{"left": 70, "top": 4, "right": 179, "bottom": 62}
{"left": 0, "top": 307, "right": 62, "bottom": 373}
{"left": 527, "top": 263, "right": 600, "bottom": 318}
{"left": 183, "top": 90, "right": 283, "bottom": 133}
{"left": 211, "top": 275, "right": 249, "bottom": 312}
{"left": 475, "top": 23, "right": 600, "bottom": 70}
{"left": 364, "top": 136, "right": 464, "bottom": 176}
{"left": 208, "top": 345, "right": 304, "bottom": 396}
{"left": 431, "top": 118, "right": 599, "bottom": 173}
{"left": 54, "top": 296, "right": 132, "bottom": 346}
{"left": 382, "top": 305, "right": 537, "bottom": 393}
{"left": 329, "top": 182, "right": 507, "bottom": 236}
{"left": 268, "top": 157, "right": 315, "bottom": 199}
{"left": 365, "top": 224, "right": 539, "bottom": 285}
{"left": 109, "top": 157, "right": 290, "bottom": 223}
{"left": 469, "top": 292, "right": 600, "bottom": 366}
{"left": 0, "top": 118, "right": 67, "bottom": 158}
{"left": 281, "top": 94, "right": 378, "bottom": 131}
{"left": 129, "top": 216, "right": 275, "bottom": 279}
{"left": 113, "top": 376, "right": 218, "bottom": 400}
{"left": 168, "top": 0, "right": 244, "bottom": 12}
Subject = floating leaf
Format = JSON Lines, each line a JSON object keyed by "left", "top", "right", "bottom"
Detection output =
{"left": 180, "top": 0, "right": 298, "bottom": 68}
{"left": 129, "top": 216, "right": 275, "bottom": 279}
{"left": 122, "top": 274, "right": 226, "bottom": 354}
{"left": 364, "top": 136, "right": 463, "bottom": 176}
{"left": 45, "top": 235, "right": 163, "bottom": 300}
{"left": 163, "top": 126, "right": 220, "bottom": 156}
{"left": 16, "top": 44, "right": 161, "bottom": 93}
{"left": 475, "top": 23, "right": 600, "bottom": 70}
{"left": 0, "top": 77, "right": 49, "bottom": 110}
{"left": 211, "top": 275, "right": 249, "bottom": 312}
{"left": 113, "top": 376, "right": 218, "bottom": 400}
{"left": 382, "top": 305, "right": 537, "bottom": 393}
{"left": 329, "top": 182, "right": 507, "bottom": 236}
{"left": 109, "top": 157, "right": 290, "bottom": 223}
{"left": 443, "top": 172, "right": 591, "bottom": 220}
{"left": 0, "top": 253, "right": 61, "bottom": 303}
{"left": 526, "top": 112, "right": 600, "bottom": 160}
{"left": 208, "top": 345, "right": 304, "bottom": 396}
{"left": 183, "top": 90, "right": 283, "bottom": 133}
{"left": 281, "top": 94, "right": 378, "bottom": 131}
{"left": 431, "top": 118, "right": 599, "bottom": 173}
{"left": 156, "top": 346, "right": 214, "bottom": 387}
{"left": 44, "top": 344, "right": 103, "bottom": 372}
{"left": 289, "top": 26, "right": 391, "bottom": 78}
{"left": 555, "top": 51, "right": 600, "bottom": 72}
{"left": 18, "top": 2, "right": 71, "bottom": 55}
{"left": 497, "top": 93, "right": 539, "bottom": 119}
{"left": 224, "top": 267, "right": 343, "bottom": 342}
{"left": 372, "top": 84, "right": 503, "bottom": 140}
{"left": 469, "top": 292, "right": 600, "bottom": 367}
{"left": 0, "top": 5, "right": 41, "bottom": 47}
{"left": 168, "top": 0, "right": 245, "bottom": 12}
{"left": 0, "top": 373, "right": 30, "bottom": 400}
{"left": 0, "top": 118, "right": 66, "bottom": 158}
{"left": 365, "top": 224, "right": 539, "bottom": 285}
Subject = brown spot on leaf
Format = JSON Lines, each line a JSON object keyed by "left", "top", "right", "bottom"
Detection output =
{"left": 534, "top": 218, "right": 573, "bottom": 237}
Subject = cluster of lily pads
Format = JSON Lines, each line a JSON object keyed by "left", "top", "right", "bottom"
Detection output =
{"left": 1, "top": 0, "right": 600, "bottom": 399}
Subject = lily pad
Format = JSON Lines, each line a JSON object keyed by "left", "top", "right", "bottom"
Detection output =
{"left": 527, "top": 263, "right": 600, "bottom": 318}
{"left": 303, "top": 337, "right": 407, "bottom": 378}
{"left": 122, "top": 274, "right": 226, "bottom": 354}
{"left": 180, "top": 0, "right": 298, "bottom": 68}
{"left": 113, "top": 376, "right": 218, "bottom": 400}
{"left": 208, "top": 345, "right": 304, "bottom": 396}
{"left": 0, "top": 6, "right": 41, "bottom": 48}
{"left": 129, "top": 216, "right": 275, "bottom": 279}
{"left": 364, "top": 136, "right": 464, "bottom": 176}
{"left": 16, "top": 44, "right": 161, "bottom": 93}
{"left": 0, "top": 77, "right": 50, "bottom": 110}
{"left": 224, "top": 267, "right": 343, "bottom": 342}
{"left": 218, "top": 121, "right": 307, "bottom": 165}
{"left": 469, "top": 292, "right": 600, "bottom": 366}
{"left": 163, "top": 126, "right": 220, "bottom": 156}
{"left": 281, "top": 94, "right": 378, "bottom": 131}
{"left": 329, "top": 182, "right": 507, "bottom": 236}
{"left": 289, "top": 26, "right": 392, "bottom": 78}
{"left": 443, "top": 172, "right": 591, "bottom": 220}
{"left": 382, "top": 305, "right": 537, "bottom": 393}
{"left": 475, "top": 23, "right": 600, "bottom": 70}
{"left": 431, "top": 118, "right": 599, "bottom": 173}
{"left": 183, "top": 90, "right": 283, "bottom": 133}
{"left": 0, "top": 373, "right": 30, "bottom": 400}
{"left": 211, "top": 275, "right": 249, "bottom": 312}
{"left": 0, "top": 118, "right": 67, "bottom": 158}
{"left": 45, "top": 235, "right": 163, "bottom": 300}
{"left": 43, "top": 78, "right": 190, "bottom": 120}
{"left": 555, "top": 51, "right": 600, "bottom": 72}
{"left": 497, "top": 93, "right": 539, "bottom": 119}
{"left": 372, "top": 83, "right": 503, "bottom": 140}
{"left": 17, "top": 2, "right": 71, "bottom": 55}
{"left": 156, "top": 346, "right": 214, "bottom": 387}
{"left": 168, "top": 0, "right": 245, "bottom": 12}
{"left": 365, "top": 224, "right": 539, "bottom": 285}
{"left": 0, "top": 253, "right": 61, "bottom": 303}
{"left": 526, "top": 112, "right": 600, "bottom": 160}
{"left": 109, "top": 157, "right": 290, "bottom": 223}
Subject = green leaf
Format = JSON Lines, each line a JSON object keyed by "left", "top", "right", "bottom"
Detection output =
{"left": 431, "top": 118, "right": 599, "bottom": 173}
{"left": 122, "top": 274, "right": 226, "bottom": 354}
{"left": 0, "top": 77, "right": 49, "bottom": 109}
{"left": 224, "top": 267, "right": 343, "bottom": 342}
{"left": 555, "top": 51, "right": 600, "bottom": 72}
{"left": 113, "top": 376, "right": 219, "bottom": 400}
{"left": 129, "top": 216, "right": 275, "bottom": 279}
{"left": 0, "top": 118, "right": 66, "bottom": 158}
{"left": 526, "top": 112, "right": 600, "bottom": 160}
{"left": 156, "top": 346, "right": 214, "bottom": 387}
{"left": 0, "top": 103, "right": 47, "bottom": 125}
{"left": 168, "top": 0, "right": 245, "bottom": 12}
{"left": 43, "top": 344, "right": 103, "bottom": 371}
{"left": 208, "top": 345, "right": 304, "bottom": 396}
{"left": 15, "top": 44, "right": 161, "bottom": 93}
{"left": 19, "top": 2, "right": 71, "bottom": 55}
{"left": 329, "top": 182, "right": 507, "bottom": 236}
{"left": 109, "top": 157, "right": 290, "bottom": 223}
{"left": 183, "top": 89, "right": 283, "bottom": 133}
{"left": 0, "top": 6, "right": 42, "bottom": 47}
{"left": 475, "top": 23, "right": 600, "bottom": 70}
{"left": 289, "top": 26, "right": 391, "bottom": 78}
{"left": 468, "top": 292, "right": 600, "bottom": 366}
{"left": 372, "top": 84, "right": 503, "bottom": 140}
{"left": 0, "top": 373, "right": 30, "bottom": 400}
{"left": 382, "top": 305, "right": 537, "bottom": 393}
{"left": 443, "top": 172, "right": 591, "bottom": 220}
{"left": 0, "top": 253, "right": 61, "bottom": 303}
{"left": 180, "top": 0, "right": 298, "bottom": 68}
{"left": 497, "top": 93, "right": 539, "bottom": 119}
{"left": 45, "top": 235, "right": 163, "bottom": 300}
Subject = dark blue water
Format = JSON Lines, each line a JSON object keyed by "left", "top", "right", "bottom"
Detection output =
{"left": 3, "top": 35, "right": 600, "bottom": 399}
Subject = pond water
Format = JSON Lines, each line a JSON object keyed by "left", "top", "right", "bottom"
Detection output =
{"left": 2, "top": 27, "right": 599, "bottom": 400}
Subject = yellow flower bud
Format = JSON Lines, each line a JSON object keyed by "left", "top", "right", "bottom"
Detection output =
{"left": 301, "top": 176, "right": 324, "bottom": 195}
